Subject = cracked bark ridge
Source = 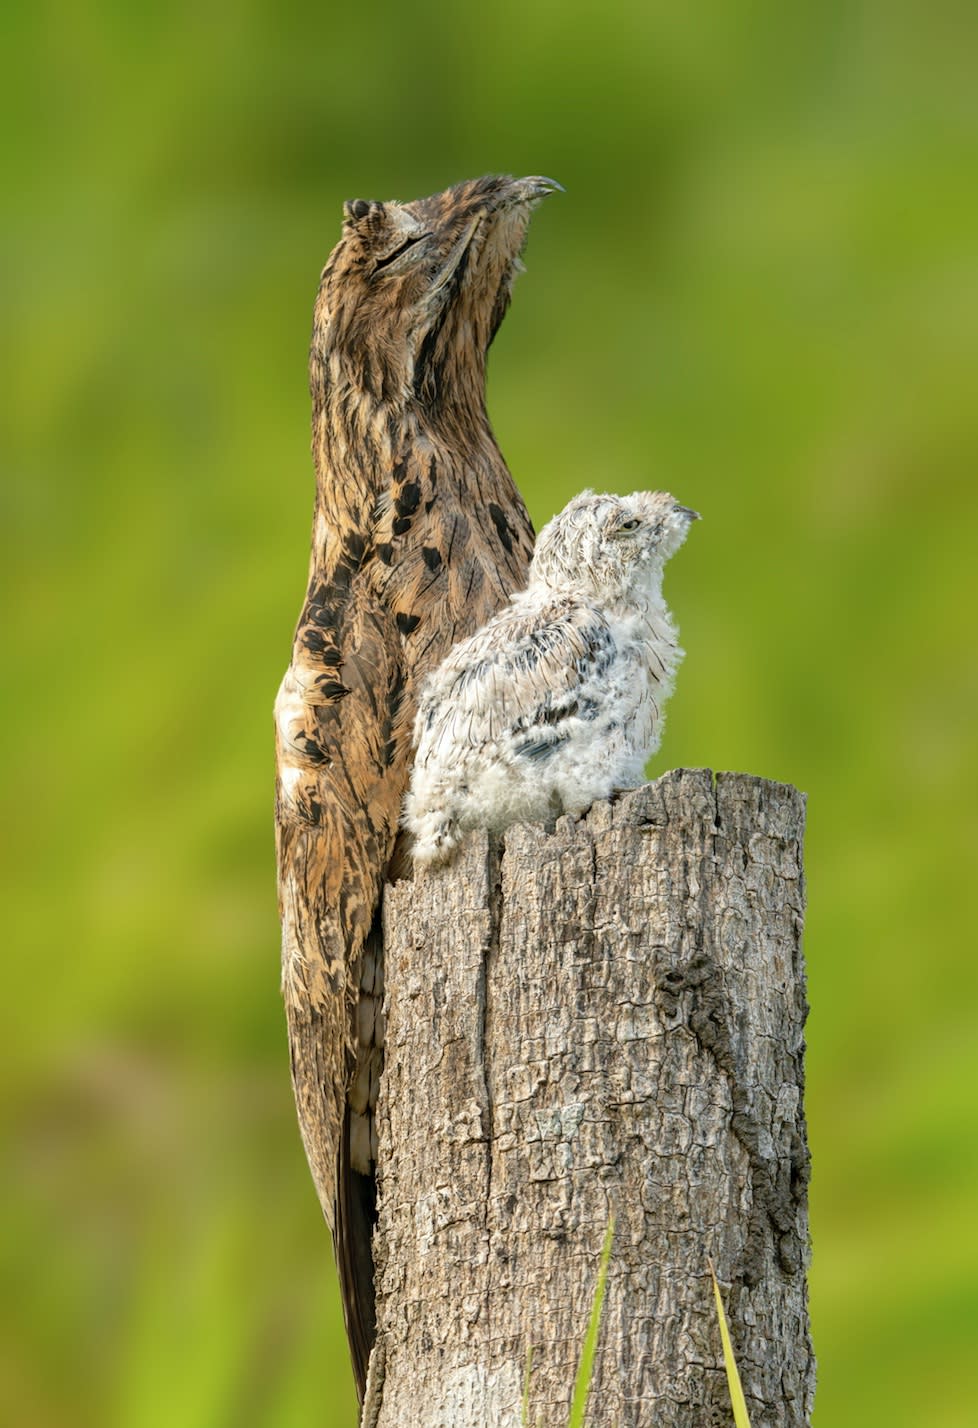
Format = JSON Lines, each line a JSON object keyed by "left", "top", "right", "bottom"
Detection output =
{"left": 372, "top": 769, "right": 814, "bottom": 1427}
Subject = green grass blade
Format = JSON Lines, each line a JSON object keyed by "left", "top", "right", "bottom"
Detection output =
{"left": 708, "top": 1259, "right": 752, "bottom": 1428}
{"left": 567, "top": 1215, "right": 615, "bottom": 1428}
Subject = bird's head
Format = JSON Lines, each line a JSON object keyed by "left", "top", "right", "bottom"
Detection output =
{"left": 530, "top": 490, "right": 700, "bottom": 602}
{"left": 311, "top": 175, "right": 561, "bottom": 410}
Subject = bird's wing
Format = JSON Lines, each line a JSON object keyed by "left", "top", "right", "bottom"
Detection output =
{"left": 414, "top": 599, "right": 617, "bottom": 764}
{"left": 276, "top": 584, "right": 404, "bottom": 1211}
{"left": 277, "top": 449, "right": 533, "bottom": 1224}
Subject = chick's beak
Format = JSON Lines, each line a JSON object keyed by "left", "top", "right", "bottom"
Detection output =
{"left": 674, "top": 503, "right": 701, "bottom": 522}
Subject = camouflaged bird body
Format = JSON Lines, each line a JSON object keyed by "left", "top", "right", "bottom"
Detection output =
{"left": 274, "top": 176, "right": 556, "bottom": 1397}
{"left": 275, "top": 422, "right": 532, "bottom": 1173}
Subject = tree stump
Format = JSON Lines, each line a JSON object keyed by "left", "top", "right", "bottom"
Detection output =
{"left": 369, "top": 768, "right": 814, "bottom": 1427}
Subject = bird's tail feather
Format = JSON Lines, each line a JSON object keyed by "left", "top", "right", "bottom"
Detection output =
{"left": 336, "top": 1103, "right": 378, "bottom": 1405}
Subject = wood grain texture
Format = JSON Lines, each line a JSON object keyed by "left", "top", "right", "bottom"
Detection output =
{"left": 372, "top": 769, "right": 814, "bottom": 1426}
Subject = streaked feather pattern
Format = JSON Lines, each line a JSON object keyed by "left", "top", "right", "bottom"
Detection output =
{"left": 274, "top": 175, "right": 559, "bottom": 1400}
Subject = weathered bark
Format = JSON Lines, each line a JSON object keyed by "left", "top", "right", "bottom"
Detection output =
{"left": 370, "top": 768, "right": 814, "bottom": 1427}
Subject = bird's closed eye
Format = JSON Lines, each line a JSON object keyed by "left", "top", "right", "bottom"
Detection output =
{"left": 373, "top": 234, "right": 428, "bottom": 273}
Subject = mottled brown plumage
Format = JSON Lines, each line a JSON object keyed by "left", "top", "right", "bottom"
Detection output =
{"left": 274, "top": 175, "right": 558, "bottom": 1399}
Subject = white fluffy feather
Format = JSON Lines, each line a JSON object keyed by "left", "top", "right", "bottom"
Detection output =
{"left": 403, "top": 489, "right": 699, "bottom": 865}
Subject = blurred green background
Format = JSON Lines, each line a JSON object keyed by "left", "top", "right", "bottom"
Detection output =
{"left": 3, "top": 1, "right": 976, "bottom": 1424}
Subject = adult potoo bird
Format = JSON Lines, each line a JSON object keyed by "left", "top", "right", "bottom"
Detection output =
{"left": 274, "top": 175, "right": 559, "bottom": 1398}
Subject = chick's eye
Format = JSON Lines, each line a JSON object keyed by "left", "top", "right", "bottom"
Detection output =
{"left": 618, "top": 518, "right": 641, "bottom": 532}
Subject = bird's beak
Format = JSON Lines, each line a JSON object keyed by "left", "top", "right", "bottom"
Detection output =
{"left": 674, "top": 503, "right": 701, "bottom": 522}
{"left": 511, "top": 176, "right": 565, "bottom": 204}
